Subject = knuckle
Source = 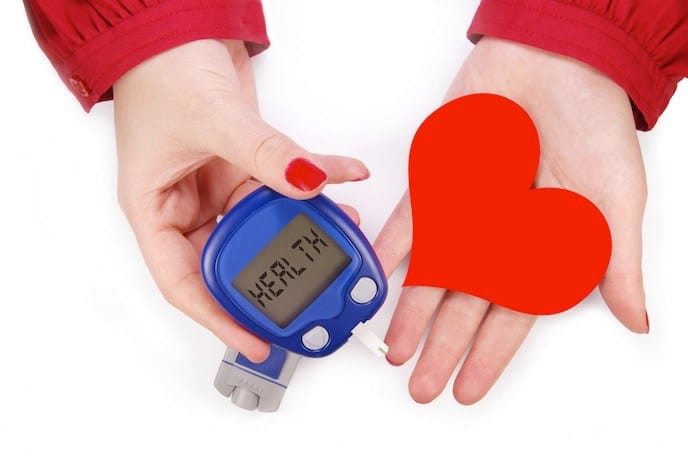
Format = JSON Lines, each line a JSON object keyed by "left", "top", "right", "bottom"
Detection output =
{"left": 248, "top": 132, "right": 291, "bottom": 174}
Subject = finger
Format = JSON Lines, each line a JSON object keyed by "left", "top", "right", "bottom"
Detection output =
{"left": 373, "top": 191, "right": 412, "bottom": 278}
{"left": 408, "top": 293, "right": 490, "bottom": 403}
{"left": 598, "top": 196, "right": 648, "bottom": 333}
{"left": 223, "top": 179, "right": 264, "bottom": 213}
{"left": 337, "top": 204, "right": 360, "bottom": 226}
{"left": 214, "top": 109, "right": 369, "bottom": 199}
{"left": 310, "top": 154, "right": 370, "bottom": 184}
{"left": 136, "top": 223, "right": 270, "bottom": 362}
{"left": 385, "top": 286, "right": 445, "bottom": 366}
{"left": 194, "top": 159, "right": 248, "bottom": 225}
{"left": 186, "top": 218, "right": 217, "bottom": 255}
{"left": 453, "top": 306, "right": 536, "bottom": 405}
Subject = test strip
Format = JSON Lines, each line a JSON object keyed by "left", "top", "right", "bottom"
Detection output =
{"left": 351, "top": 322, "right": 389, "bottom": 357}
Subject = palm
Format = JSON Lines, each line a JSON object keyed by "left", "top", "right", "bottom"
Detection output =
{"left": 114, "top": 39, "right": 369, "bottom": 361}
{"left": 156, "top": 160, "right": 250, "bottom": 253}
{"left": 377, "top": 37, "right": 647, "bottom": 405}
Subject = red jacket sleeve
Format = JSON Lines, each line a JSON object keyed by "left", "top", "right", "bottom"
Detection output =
{"left": 467, "top": 0, "right": 688, "bottom": 130}
{"left": 23, "top": 0, "right": 269, "bottom": 112}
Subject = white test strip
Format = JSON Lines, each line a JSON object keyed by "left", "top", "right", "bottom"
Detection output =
{"left": 351, "top": 322, "right": 389, "bottom": 357}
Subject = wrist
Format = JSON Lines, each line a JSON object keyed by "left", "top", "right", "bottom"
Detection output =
{"left": 463, "top": 37, "right": 630, "bottom": 115}
{"left": 114, "top": 39, "right": 231, "bottom": 98}
{"left": 480, "top": 37, "right": 624, "bottom": 96}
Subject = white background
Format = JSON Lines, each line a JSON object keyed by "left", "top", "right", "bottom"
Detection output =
{"left": 1, "top": 1, "right": 687, "bottom": 460}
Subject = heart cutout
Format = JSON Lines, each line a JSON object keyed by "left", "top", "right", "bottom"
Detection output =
{"left": 405, "top": 94, "right": 612, "bottom": 315}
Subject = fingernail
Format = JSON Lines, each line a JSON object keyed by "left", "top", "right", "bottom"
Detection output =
{"left": 286, "top": 158, "right": 327, "bottom": 192}
{"left": 645, "top": 311, "right": 650, "bottom": 334}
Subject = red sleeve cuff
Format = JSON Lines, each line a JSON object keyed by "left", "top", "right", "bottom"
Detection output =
{"left": 58, "top": 0, "right": 269, "bottom": 112}
{"left": 467, "top": 0, "right": 677, "bottom": 130}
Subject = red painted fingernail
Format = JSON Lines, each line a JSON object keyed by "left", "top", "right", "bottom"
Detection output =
{"left": 285, "top": 158, "right": 327, "bottom": 191}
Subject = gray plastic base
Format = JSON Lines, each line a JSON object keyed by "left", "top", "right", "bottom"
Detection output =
{"left": 214, "top": 347, "right": 301, "bottom": 412}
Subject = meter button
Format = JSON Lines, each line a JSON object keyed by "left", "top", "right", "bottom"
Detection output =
{"left": 350, "top": 277, "right": 377, "bottom": 304}
{"left": 302, "top": 326, "right": 330, "bottom": 351}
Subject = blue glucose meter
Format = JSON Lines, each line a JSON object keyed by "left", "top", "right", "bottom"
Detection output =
{"left": 201, "top": 186, "right": 387, "bottom": 358}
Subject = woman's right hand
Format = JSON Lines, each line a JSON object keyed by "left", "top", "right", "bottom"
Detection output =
{"left": 113, "top": 39, "right": 369, "bottom": 361}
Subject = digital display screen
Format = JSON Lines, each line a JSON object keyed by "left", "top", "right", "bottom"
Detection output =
{"left": 232, "top": 214, "right": 352, "bottom": 328}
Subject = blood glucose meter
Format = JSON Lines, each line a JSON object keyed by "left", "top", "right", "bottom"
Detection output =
{"left": 201, "top": 186, "right": 388, "bottom": 358}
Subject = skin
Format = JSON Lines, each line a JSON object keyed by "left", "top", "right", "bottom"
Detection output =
{"left": 113, "top": 39, "right": 368, "bottom": 362}
{"left": 375, "top": 37, "right": 649, "bottom": 404}
{"left": 113, "top": 36, "right": 648, "bottom": 404}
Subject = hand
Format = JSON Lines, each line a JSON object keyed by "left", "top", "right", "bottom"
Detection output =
{"left": 114, "top": 39, "right": 368, "bottom": 362}
{"left": 376, "top": 37, "right": 648, "bottom": 404}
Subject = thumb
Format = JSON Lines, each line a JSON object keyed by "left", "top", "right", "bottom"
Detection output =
{"left": 598, "top": 201, "right": 649, "bottom": 334}
{"left": 215, "top": 108, "right": 369, "bottom": 198}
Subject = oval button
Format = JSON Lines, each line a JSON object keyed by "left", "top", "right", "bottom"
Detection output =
{"left": 69, "top": 76, "right": 91, "bottom": 97}
{"left": 302, "top": 326, "right": 330, "bottom": 351}
{"left": 350, "top": 277, "right": 377, "bottom": 304}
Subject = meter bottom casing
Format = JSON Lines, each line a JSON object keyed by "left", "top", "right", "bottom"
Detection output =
{"left": 214, "top": 345, "right": 300, "bottom": 412}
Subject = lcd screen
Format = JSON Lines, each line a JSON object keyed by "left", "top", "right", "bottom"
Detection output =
{"left": 232, "top": 214, "right": 352, "bottom": 327}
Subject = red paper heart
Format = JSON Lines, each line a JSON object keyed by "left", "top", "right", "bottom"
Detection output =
{"left": 405, "top": 94, "right": 612, "bottom": 315}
